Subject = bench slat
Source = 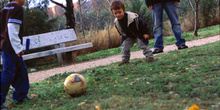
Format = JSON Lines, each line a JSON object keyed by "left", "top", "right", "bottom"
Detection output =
{"left": 23, "top": 42, "right": 93, "bottom": 60}
{"left": 22, "top": 29, "right": 77, "bottom": 50}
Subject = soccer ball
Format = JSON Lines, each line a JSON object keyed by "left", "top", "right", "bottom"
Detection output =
{"left": 64, "top": 74, "right": 87, "bottom": 97}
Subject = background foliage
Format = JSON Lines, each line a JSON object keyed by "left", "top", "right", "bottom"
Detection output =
{"left": 1, "top": 0, "right": 219, "bottom": 37}
{"left": 1, "top": 0, "right": 219, "bottom": 66}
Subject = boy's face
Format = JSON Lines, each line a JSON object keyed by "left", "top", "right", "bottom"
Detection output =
{"left": 112, "top": 8, "right": 125, "bottom": 20}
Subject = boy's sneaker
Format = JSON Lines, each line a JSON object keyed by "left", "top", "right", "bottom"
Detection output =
{"left": 152, "top": 49, "right": 163, "bottom": 54}
{"left": 147, "top": 57, "right": 154, "bottom": 62}
{"left": 178, "top": 44, "right": 188, "bottom": 50}
{"left": 1, "top": 104, "right": 8, "bottom": 109}
{"left": 118, "top": 61, "right": 129, "bottom": 66}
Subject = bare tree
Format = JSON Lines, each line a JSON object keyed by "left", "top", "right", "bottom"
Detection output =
{"left": 78, "top": 0, "right": 86, "bottom": 36}
{"left": 50, "top": 0, "right": 76, "bottom": 64}
{"left": 94, "top": 0, "right": 112, "bottom": 48}
{"left": 189, "top": 0, "right": 200, "bottom": 36}
{"left": 77, "top": 0, "right": 94, "bottom": 36}
{"left": 50, "top": 0, "right": 75, "bottom": 29}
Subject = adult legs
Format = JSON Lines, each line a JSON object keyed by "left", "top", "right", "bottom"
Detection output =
{"left": 163, "top": 2, "right": 186, "bottom": 47}
{"left": 151, "top": 3, "right": 164, "bottom": 50}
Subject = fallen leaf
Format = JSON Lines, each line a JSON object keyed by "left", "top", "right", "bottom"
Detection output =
{"left": 95, "top": 105, "right": 101, "bottom": 110}
{"left": 182, "top": 99, "right": 187, "bottom": 104}
{"left": 78, "top": 102, "right": 86, "bottom": 106}
{"left": 196, "top": 54, "right": 204, "bottom": 56}
{"left": 130, "top": 82, "right": 136, "bottom": 85}
{"left": 106, "top": 77, "right": 111, "bottom": 80}
{"left": 117, "top": 73, "right": 124, "bottom": 76}
{"left": 169, "top": 91, "right": 174, "bottom": 95}
{"left": 31, "top": 93, "right": 38, "bottom": 97}
{"left": 8, "top": 104, "right": 14, "bottom": 108}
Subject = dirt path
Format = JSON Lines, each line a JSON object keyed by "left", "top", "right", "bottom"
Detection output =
{"left": 28, "top": 35, "right": 220, "bottom": 84}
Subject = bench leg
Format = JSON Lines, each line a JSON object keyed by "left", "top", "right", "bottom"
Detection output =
{"left": 54, "top": 44, "right": 77, "bottom": 65}
{"left": 65, "top": 51, "right": 75, "bottom": 64}
{"left": 54, "top": 44, "right": 66, "bottom": 65}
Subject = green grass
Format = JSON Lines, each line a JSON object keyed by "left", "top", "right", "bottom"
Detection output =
{"left": 27, "top": 25, "right": 219, "bottom": 72}
{"left": 5, "top": 41, "right": 220, "bottom": 110}
{"left": 77, "top": 25, "right": 220, "bottom": 62}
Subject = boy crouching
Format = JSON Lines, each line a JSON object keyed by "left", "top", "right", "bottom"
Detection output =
{"left": 111, "top": 1, "right": 154, "bottom": 66}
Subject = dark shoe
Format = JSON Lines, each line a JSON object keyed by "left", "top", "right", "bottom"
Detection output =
{"left": 147, "top": 57, "right": 154, "bottom": 62}
{"left": 17, "top": 97, "right": 33, "bottom": 104}
{"left": 1, "top": 104, "right": 8, "bottom": 109}
{"left": 118, "top": 61, "right": 129, "bottom": 66}
{"left": 153, "top": 49, "right": 163, "bottom": 54}
{"left": 178, "top": 44, "right": 188, "bottom": 50}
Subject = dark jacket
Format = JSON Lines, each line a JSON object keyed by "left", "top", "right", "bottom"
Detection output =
{"left": 145, "top": 0, "right": 180, "bottom": 7}
{"left": 114, "top": 12, "right": 149, "bottom": 45}
{"left": 0, "top": 2, "right": 24, "bottom": 53}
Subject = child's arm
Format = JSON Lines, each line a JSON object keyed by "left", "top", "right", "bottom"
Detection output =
{"left": 137, "top": 18, "right": 149, "bottom": 38}
{"left": 8, "top": 23, "right": 23, "bottom": 55}
{"left": 7, "top": 6, "right": 24, "bottom": 56}
{"left": 115, "top": 25, "right": 127, "bottom": 45}
{"left": 115, "top": 25, "right": 122, "bottom": 36}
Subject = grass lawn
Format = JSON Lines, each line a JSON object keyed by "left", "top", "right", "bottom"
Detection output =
{"left": 76, "top": 25, "right": 220, "bottom": 62}
{"left": 5, "top": 40, "right": 220, "bottom": 109}
{"left": 29, "top": 25, "right": 220, "bottom": 72}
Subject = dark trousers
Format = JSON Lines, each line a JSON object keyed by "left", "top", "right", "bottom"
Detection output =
{"left": 1, "top": 50, "right": 29, "bottom": 105}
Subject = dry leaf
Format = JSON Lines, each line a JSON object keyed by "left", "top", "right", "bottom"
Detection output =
{"left": 95, "top": 105, "right": 101, "bottom": 110}
{"left": 130, "top": 82, "right": 136, "bottom": 85}
{"left": 78, "top": 102, "right": 86, "bottom": 106}
{"left": 196, "top": 54, "right": 204, "bottom": 56}
{"left": 31, "top": 93, "right": 38, "bottom": 97}
{"left": 8, "top": 104, "right": 13, "bottom": 108}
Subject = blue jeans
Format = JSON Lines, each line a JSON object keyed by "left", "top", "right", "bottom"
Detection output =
{"left": 1, "top": 50, "right": 29, "bottom": 105}
{"left": 151, "top": 2, "right": 186, "bottom": 50}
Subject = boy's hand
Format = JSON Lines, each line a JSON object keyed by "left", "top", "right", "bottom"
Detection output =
{"left": 174, "top": 1, "right": 179, "bottom": 5}
{"left": 148, "top": 5, "right": 153, "bottom": 10}
{"left": 17, "top": 51, "right": 24, "bottom": 57}
{"left": 143, "top": 34, "right": 149, "bottom": 39}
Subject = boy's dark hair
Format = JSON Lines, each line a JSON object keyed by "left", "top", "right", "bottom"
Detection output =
{"left": 9, "top": 0, "right": 13, "bottom": 2}
{"left": 111, "top": 1, "right": 125, "bottom": 11}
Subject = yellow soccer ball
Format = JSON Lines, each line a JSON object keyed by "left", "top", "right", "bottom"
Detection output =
{"left": 64, "top": 74, "right": 87, "bottom": 97}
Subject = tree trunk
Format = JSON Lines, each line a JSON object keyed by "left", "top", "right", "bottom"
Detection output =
{"left": 194, "top": 0, "right": 199, "bottom": 37}
{"left": 50, "top": 0, "right": 76, "bottom": 64}
{"left": 189, "top": 0, "right": 200, "bottom": 37}
{"left": 106, "top": 22, "right": 112, "bottom": 48}
{"left": 78, "top": 0, "right": 85, "bottom": 36}
{"left": 66, "top": 0, "right": 75, "bottom": 29}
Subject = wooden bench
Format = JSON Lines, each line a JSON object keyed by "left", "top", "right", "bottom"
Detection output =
{"left": 0, "top": 29, "right": 93, "bottom": 65}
